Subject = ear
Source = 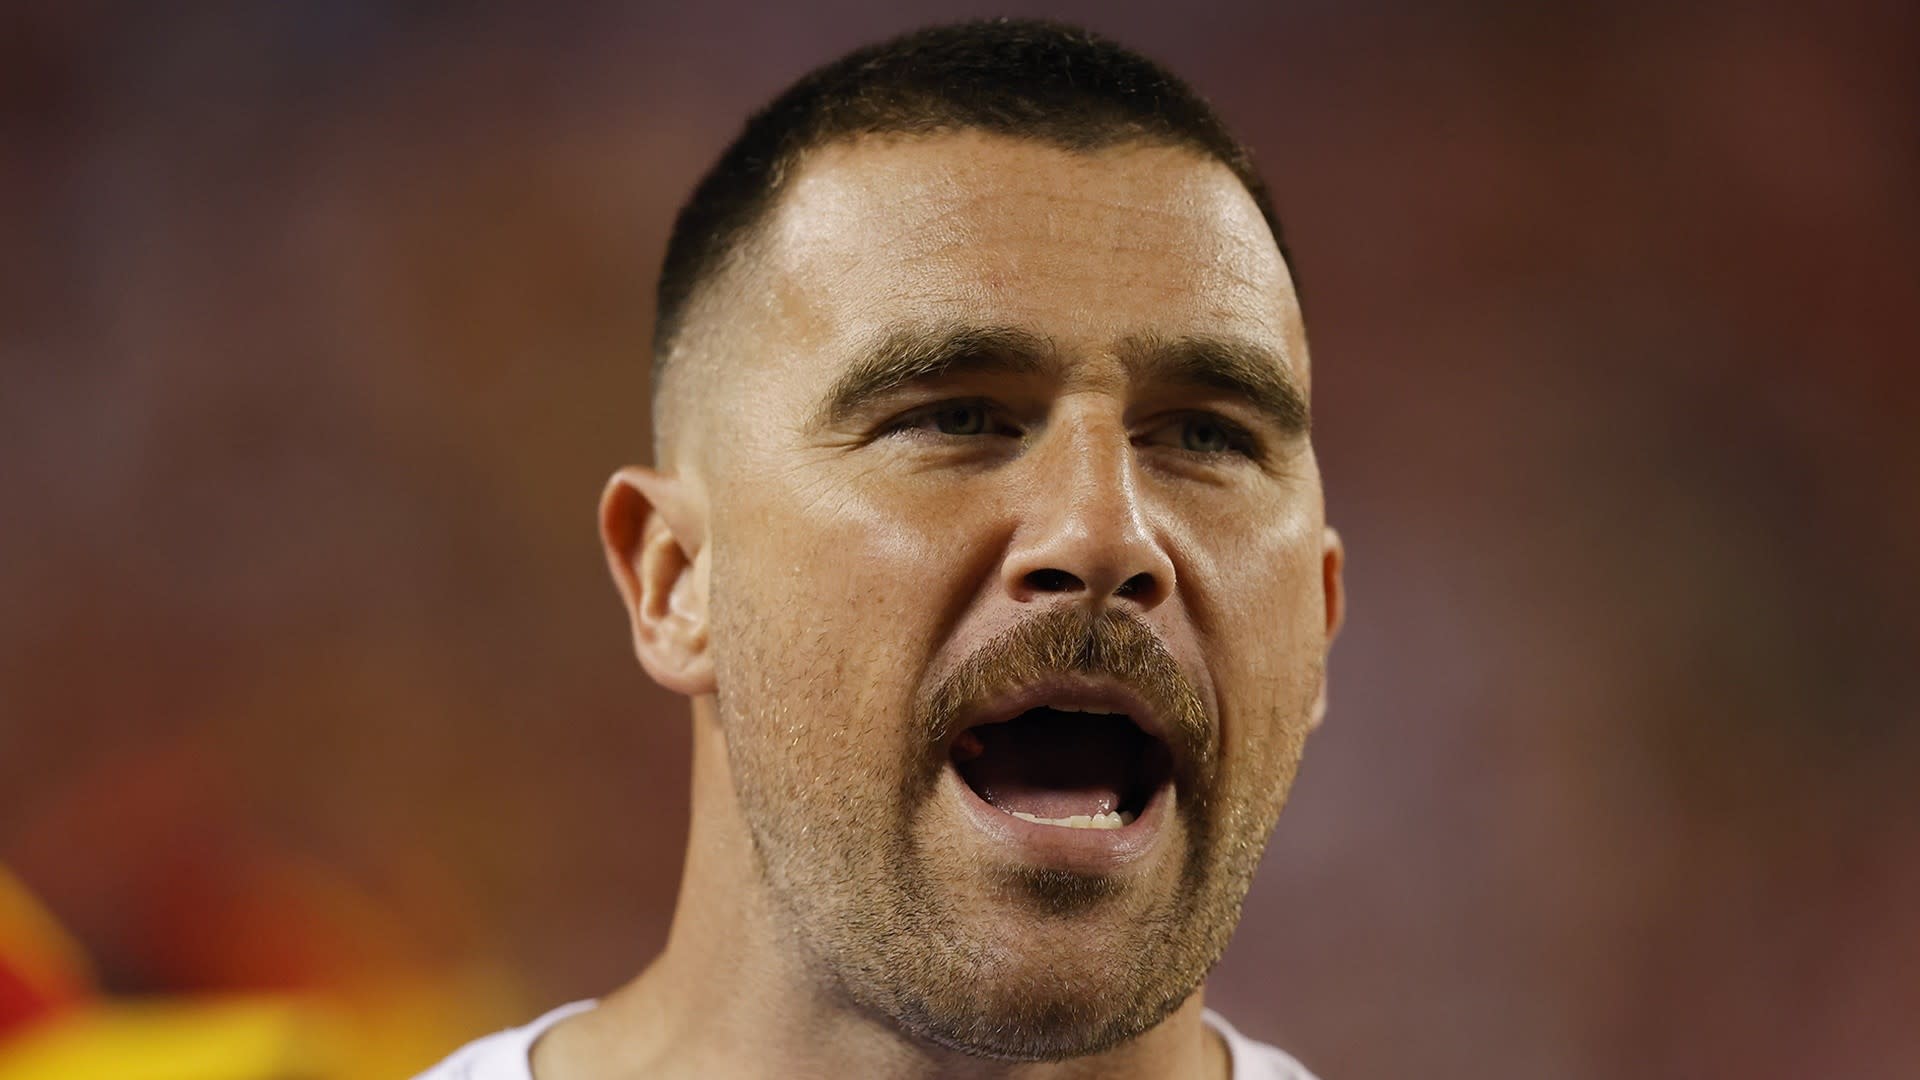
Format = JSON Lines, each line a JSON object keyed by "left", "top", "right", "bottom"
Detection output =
{"left": 599, "top": 465, "right": 716, "bottom": 697}
{"left": 1309, "top": 525, "right": 1346, "bottom": 729}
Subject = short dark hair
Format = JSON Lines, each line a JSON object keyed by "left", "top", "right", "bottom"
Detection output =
{"left": 652, "top": 17, "right": 1294, "bottom": 381}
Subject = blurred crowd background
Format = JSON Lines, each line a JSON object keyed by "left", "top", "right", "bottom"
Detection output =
{"left": 3, "top": 2, "right": 1916, "bottom": 1077}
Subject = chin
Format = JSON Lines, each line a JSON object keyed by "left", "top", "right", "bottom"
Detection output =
{"left": 863, "top": 904, "right": 1206, "bottom": 1064}
{"left": 894, "top": 975, "right": 1189, "bottom": 1063}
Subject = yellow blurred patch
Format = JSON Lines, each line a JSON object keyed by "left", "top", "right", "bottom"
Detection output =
{"left": 0, "top": 996, "right": 338, "bottom": 1080}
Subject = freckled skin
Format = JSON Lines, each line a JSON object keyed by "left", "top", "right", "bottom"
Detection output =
{"left": 573, "top": 131, "right": 1343, "bottom": 1079}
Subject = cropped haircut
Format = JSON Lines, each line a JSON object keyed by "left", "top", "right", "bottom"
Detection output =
{"left": 652, "top": 17, "right": 1295, "bottom": 387}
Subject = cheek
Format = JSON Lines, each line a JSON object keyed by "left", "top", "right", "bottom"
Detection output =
{"left": 761, "top": 474, "right": 976, "bottom": 636}
{"left": 709, "top": 473, "right": 983, "bottom": 761}
{"left": 1180, "top": 481, "right": 1323, "bottom": 632}
{"left": 1184, "top": 499, "right": 1327, "bottom": 757}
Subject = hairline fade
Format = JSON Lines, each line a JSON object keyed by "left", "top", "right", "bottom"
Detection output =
{"left": 650, "top": 17, "right": 1298, "bottom": 401}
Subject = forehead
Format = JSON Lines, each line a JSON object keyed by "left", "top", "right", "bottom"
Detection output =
{"left": 748, "top": 131, "right": 1306, "bottom": 387}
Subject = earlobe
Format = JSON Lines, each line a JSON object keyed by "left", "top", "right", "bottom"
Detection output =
{"left": 600, "top": 466, "right": 717, "bottom": 697}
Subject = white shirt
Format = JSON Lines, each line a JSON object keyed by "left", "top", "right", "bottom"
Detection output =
{"left": 417, "top": 1000, "right": 1320, "bottom": 1079}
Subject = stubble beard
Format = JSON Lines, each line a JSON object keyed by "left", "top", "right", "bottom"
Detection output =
{"left": 711, "top": 594, "right": 1304, "bottom": 1062}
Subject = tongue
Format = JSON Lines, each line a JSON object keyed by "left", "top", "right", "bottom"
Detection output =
{"left": 955, "top": 711, "right": 1134, "bottom": 819}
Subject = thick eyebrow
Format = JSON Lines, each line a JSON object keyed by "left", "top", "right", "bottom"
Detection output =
{"left": 1119, "top": 333, "right": 1311, "bottom": 436}
{"left": 816, "top": 324, "right": 1053, "bottom": 426}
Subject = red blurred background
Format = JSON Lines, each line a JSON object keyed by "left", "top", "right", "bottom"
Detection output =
{"left": 3, "top": 3, "right": 1917, "bottom": 1077}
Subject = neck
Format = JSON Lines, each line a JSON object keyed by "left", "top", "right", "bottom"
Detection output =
{"left": 532, "top": 703, "right": 1228, "bottom": 1079}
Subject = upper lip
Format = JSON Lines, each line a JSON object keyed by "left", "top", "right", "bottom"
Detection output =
{"left": 948, "top": 674, "right": 1176, "bottom": 749}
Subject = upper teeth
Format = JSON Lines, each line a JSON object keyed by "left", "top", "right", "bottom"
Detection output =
{"left": 1049, "top": 705, "right": 1126, "bottom": 715}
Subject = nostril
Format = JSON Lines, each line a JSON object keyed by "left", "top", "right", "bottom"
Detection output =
{"left": 1024, "top": 568, "right": 1083, "bottom": 594}
{"left": 1114, "top": 573, "right": 1155, "bottom": 600}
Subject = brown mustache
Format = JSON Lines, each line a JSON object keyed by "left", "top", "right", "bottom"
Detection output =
{"left": 916, "top": 605, "right": 1215, "bottom": 788}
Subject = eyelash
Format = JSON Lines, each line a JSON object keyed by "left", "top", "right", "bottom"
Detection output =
{"left": 881, "top": 400, "right": 1263, "bottom": 460}
{"left": 880, "top": 399, "right": 1019, "bottom": 442}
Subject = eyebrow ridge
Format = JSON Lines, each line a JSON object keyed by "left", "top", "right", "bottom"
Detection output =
{"left": 1120, "top": 333, "right": 1310, "bottom": 436}
{"left": 817, "top": 324, "right": 1053, "bottom": 426}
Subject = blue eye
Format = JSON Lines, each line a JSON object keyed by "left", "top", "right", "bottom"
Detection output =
{"left": 933, "top": 403, "right": 990, "bottom": 435}
{"left": 879, "top": 399, "right": 1017, "bottom": 444}
{"left": 1138, "top": 412, "right": 1260, "bottom": 461}
{"left": 1180, "top": 416, "right": 1233, "bottom": 453}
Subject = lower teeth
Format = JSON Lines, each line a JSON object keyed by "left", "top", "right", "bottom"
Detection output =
{"left": 1008, "top": 809, "right": 1136, "bottom": 830}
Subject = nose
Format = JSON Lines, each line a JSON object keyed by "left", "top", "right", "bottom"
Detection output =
{"left": 1002, "top": 415, "right": 1175, "bottom": 612}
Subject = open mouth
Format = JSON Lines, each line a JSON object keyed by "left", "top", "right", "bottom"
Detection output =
{"left": 951, "top": 705, "right": 1174, "bottom": 831}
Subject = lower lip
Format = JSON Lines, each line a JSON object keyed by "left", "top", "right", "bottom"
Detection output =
{"left": 941, "top": 763, "right": 1173, "bottom": 875}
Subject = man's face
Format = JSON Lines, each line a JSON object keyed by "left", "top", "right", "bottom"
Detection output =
{"left": 689, "top": 131, "right": 1338, "bottom": 1060}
